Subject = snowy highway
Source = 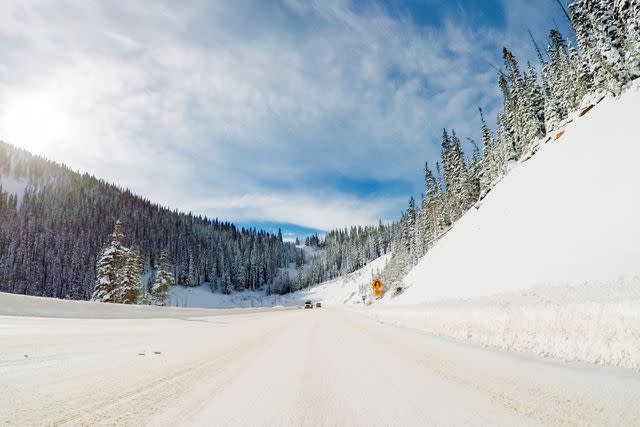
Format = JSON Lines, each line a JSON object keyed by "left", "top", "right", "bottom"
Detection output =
{"left": 2, "top": 304, "right": 640, "bottom": 426}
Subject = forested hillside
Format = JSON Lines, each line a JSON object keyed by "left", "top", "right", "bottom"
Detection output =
{"left": 292, "top": 223, "right": 396, "bottom": 291}
{"left": 382, "top": 0, "right": 640, "bottom": 288}
{"left": 0, "top": 143, "right": 299, "bottom": 299}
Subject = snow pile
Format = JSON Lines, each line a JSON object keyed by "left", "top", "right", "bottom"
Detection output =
{"left": 363, "top": 278, "right": 640, "bottom": 369}
{"left": 0, "top": 291, "right": 292, "bottom": 319}
{"left": 365, "top": 82, "right": 640, "bottom": 369}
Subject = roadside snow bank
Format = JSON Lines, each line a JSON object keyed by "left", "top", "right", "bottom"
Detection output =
{"left": 363, "top": 277, "right": 640, "bottom": 370}
{"left": 0, "top": 291, "right": 293, "bottom": 319}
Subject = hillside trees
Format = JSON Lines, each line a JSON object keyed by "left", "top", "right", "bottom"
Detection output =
{"left": 382, "top": 0, "right": 640, "bottom": 290}
{"left": 0, "top": 142, "right": 300, "bottom": 300}
{"left": 92, "top": 221, "right": 148, "bottom": 304}
{"left": 151, "top": 251, "right": 174, "bottom": 305}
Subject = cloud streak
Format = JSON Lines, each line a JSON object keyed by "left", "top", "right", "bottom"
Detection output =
{"left": 0, "top": 0, "right": 565, "bottom": 233}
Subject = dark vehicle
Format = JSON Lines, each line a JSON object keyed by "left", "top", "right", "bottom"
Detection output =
{"left": 304, "top": 300, "right": 313, "bottom": 309}
{"left": 316, "top": 302, "right": 322, "bottom": 308}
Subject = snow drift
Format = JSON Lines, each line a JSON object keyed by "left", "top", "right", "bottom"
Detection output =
{"left": 363, "top": 82, "right": 640, "bottom": 369}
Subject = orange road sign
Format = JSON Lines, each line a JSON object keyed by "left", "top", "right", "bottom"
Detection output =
{"left": 372, "top": 279, "right": 384, "bottom": 298}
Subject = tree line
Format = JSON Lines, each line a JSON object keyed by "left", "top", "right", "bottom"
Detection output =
{"left": 382, "top": 0, "right": 640, "bottom": 288}
{"left": 0, "top": 142, "right": 300, "bottom": 300}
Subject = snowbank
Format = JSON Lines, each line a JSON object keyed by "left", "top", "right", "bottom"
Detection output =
{"left": 363, "top": 278, "right": 640, "bottom": 369}
{"left": 0, "top": 291, "right": 293, "bottom": 319}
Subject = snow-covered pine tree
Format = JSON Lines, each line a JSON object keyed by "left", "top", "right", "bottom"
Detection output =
{"left": 524, "top": 62, "right": 546, "bottom": 138}
{"left": 495, "top": 110, "right": 518, "bottom": 168}
{"left": 404, "top": 197, "right": 417, "bottom": 258}
{"left": 568, "top": 43, "right": 593, "bottom": 106}
{"left": 614, "top": 0, "right": 640, "bottom": 79}
{"left": 478, "top": 107, "right": 497, "bottom": 196}
{"left": 423, "top": 162, "right": 441, "bottom": 244}
{"left": 441, "top": 129, "right": 467, "bottom": 220}
{"left": 464, "top": 138, "right": 482, "bottom": 206}
{"left": 117, "top": 248, "right": 143, "bottom": 304}
{"left": 497, "top": 74, "right": 519, "bottom": 162}
{"left": 151, "top": 251, "right": 174, "bottom": 306}
{"left": 92, "top": 221, "right": 127, "bottom": 303}
{"left": 435, "top": 161, "right": 451, "bottom": 227}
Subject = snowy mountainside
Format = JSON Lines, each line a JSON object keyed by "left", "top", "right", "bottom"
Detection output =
{"left": 357, "top": 81, "right": 640, "bottom": 369}
{"left": 394, "top": 80, "right": 640, "bottom": 304}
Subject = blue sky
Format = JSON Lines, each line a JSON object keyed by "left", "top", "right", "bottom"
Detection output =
{"left": 0, "top": 0, "right": 572, "bottom": 239}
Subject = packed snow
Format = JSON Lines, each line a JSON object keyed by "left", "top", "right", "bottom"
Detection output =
{"left": 170, "top": 285, "right": 288, "bottom": 309}
{"left": 2, "top": 297, "right": 640, "bottom": 426}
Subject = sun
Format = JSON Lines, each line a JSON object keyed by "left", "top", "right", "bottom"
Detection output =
{"left": 1, "top": 95, "right": 70, "bottom": 153}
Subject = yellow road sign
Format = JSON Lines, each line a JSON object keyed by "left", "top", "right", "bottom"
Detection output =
{"left": 372, "top": 279, "right": 383, "bottom": 298}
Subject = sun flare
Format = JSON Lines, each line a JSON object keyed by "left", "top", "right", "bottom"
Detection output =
{"left": 1, "top": 95, "right": 69, "bottom": 153}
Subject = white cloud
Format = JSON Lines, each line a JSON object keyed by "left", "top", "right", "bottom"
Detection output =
{"left": 186, "top": 192, "right": 404, "bottom": 231}
{"left": 0, "top": 0, "right": 560, "bottom": 231}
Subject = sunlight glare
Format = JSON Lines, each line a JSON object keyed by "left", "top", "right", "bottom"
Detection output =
{"left": 1, "top": 95, "right": 70, "bottom": 153}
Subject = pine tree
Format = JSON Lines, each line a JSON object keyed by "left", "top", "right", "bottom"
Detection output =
{"left": 478, "top": 107, "right": 497, "bottom": 196}
{"left": 117, "top": 249, "right": 143, "bottom": 304}
{"left": 92, "top": 221, "right": 127, "bottom": 303}
{"left": 151, "top": 251, "right": 174, "bottom": 306}
{"left": 465, "top": 138, "right": 482, "bottom": 206}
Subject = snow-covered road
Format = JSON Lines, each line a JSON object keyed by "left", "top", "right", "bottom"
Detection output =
{"left": 2, "top": 307, "right": 639, "bottom": 426}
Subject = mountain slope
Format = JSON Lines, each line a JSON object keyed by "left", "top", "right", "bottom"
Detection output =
{"left": 394, "top": 80, "right": 640, "bottom": 304}
{"left": 350, "top": 82, "right": 640, "bottom": 370}
{"left": 0, "top": 143, "right": 298, "bottom": 299}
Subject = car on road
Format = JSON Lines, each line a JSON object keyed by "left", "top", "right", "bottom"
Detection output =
{"left": 315, "top": 302, "right": 322, "bottom": 308}
{"left": 304, "top": 301, "right": 313, "bottom": 309}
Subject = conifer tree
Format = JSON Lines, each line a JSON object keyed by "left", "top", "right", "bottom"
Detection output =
{"left": 92, "top": 221, "right": 127, "bottom": 303}
{"left": 151, "top": 251, "right": 174, "bottom": 306}
{"left": 117, "top": 249, "right": 143, "bottom": 304}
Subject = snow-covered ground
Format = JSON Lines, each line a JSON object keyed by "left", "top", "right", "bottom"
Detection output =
{"left": 2, "top": 299, "right": 640, "bottom": 426}
{"left": 0, "top": 291, "right": 293, "bottom": 319}
{"left": 169, "top": 285, "right": 284, "bottom": 309}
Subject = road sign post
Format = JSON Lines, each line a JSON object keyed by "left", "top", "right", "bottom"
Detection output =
{"left": 372, "top": 279, "right": 384, "bottom": 299}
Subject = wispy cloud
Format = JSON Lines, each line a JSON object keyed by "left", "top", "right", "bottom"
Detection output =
{"left": 0, "top": 0, "right": 566, "bottom": 233}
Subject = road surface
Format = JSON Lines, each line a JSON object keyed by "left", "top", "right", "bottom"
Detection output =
{"left": 1, "top": 307, "right": 640, "bottom": 426}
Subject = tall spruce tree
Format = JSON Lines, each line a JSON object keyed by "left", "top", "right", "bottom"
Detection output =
{"left": 151, "top": 251, "right": 174, "bottom": 306}
{"left": 92, "top": 221, "right": 127, "bottom": 303}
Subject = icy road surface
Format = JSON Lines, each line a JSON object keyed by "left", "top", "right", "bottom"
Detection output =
{"left": 2, "top": 307, "right": 640, "bottom": 426}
